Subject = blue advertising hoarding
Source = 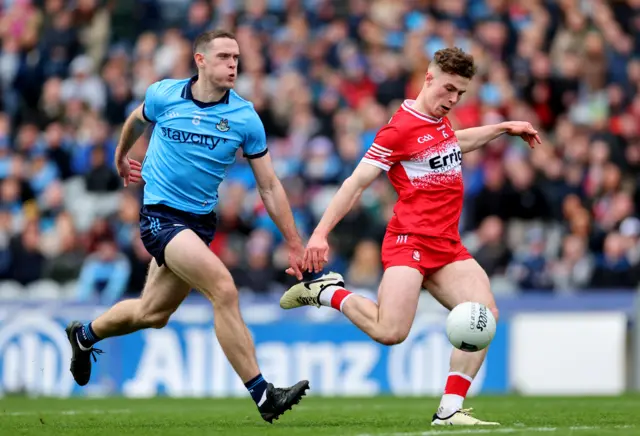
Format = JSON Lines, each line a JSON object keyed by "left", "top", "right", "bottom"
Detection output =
{"left": 0, "top": 301, "right": 509, "bottom": 398}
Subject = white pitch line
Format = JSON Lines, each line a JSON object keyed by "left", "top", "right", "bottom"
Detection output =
{"left": 5, "top": 409, "right": 131, "bottom": 416}
{"left": 358, "top": 429, "right": 551, "bottom": 436}
{"left": 357, "top": 425, "right": 635, "bottom": 436}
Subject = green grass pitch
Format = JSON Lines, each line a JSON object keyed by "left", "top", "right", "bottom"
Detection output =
{"left": 2, "top": 395, "right": 639, "bottom": 435}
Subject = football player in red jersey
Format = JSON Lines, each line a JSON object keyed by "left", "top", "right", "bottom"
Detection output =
{"left": 280, "top": 47, "right": 540, "bottom": 426}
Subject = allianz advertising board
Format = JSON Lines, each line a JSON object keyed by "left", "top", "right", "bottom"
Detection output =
{"left": 0, "top": 303, "right": 508, "bottom": 398}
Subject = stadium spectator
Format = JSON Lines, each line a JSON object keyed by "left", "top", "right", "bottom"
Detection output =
{"left": 8, "top": 219, "right": 45, "bottom": 285}
{"left": 124, "top": 228, "right": 153, "bottom": 296}
{"left": 590, "top": 232, "right": 637, "bottom": 289}
{"left": 466, "top": 216, "right": 511, "bottom": 277}
{"left": 551, "top": 234, "right": 594, "bottom": 292}
{"left": 76, "top": 236, "right": 131, "bottom": 304}
{"left": 41, "top": 211, "right": 85, "bottom": 284}
{"left": 506, "top": 228, "right": 554, "bottom": 292}
{"left": 346, "top": 239, "right": 383, "bottom": 289}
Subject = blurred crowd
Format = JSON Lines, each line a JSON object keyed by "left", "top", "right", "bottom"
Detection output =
{"left": 0, "top": 0, "right": 639, "bottom": 303}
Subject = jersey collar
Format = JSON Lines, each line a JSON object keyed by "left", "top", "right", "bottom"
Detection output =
{"left": 401, "top": 99, "right": 441, "bottom": 123}
{"left": 181, "top": 75, "right": 230, "bottom": 108}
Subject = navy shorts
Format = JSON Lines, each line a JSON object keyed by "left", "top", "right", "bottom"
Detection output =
{"left": 139, "top": 204, "right": 217, "bottom": 267}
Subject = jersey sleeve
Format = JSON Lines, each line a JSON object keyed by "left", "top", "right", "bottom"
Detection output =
{"left": 361, "top": 124, "right": 403, "bottom": 172}
{"left": 142, "top": 81, "right": 163, "bottom": 123}
{"left": 242, "top": 111, "right": 268, "bottom": 159}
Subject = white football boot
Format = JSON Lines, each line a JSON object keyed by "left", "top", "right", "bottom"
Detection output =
{"left": 431, "top": 408, "right": 500, "bottom": 426}
{"left": 279, "top": 272, "right": 345, "bottom": 309}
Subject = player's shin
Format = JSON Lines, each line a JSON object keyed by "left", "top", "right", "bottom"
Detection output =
{"left": 335, "top": 292, "right": 381, "bottom": 334}
{"left": 323, "top": 288, "right": 405, "bottom": 346}
{"left": 212, "top": 304, "right": 278, "bottom": 407}
{"left": 438, "top": 348, "right": 488, "bottom": 417}
{"left": 211, "top": 303, "right": 262, "bottom": 384}
{"left": 315, "top": 282, "right": 380, "bottom": 333}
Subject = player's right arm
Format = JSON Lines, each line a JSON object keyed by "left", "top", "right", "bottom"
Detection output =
{"left": 114, "top": 104, "right": 148, "bottom": 187}
{"left": 115, "top": 82, "right": 162, "bottom": 186}
{"left": 305, "top": 162, "right": 383, "bottom": 273}
{"left": 305, "top": 123, "right": 402, "bottom": 273}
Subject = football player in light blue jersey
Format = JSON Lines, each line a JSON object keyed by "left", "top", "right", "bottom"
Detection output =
{"left": 65, "top": 30, "right": 308, "bottom": 423}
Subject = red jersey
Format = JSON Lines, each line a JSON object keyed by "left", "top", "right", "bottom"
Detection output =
{"left": 362, "top": 99, "right": 464, "bottom": 241}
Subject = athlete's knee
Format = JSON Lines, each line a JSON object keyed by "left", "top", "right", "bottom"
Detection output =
{"left": 372, "top": 327, "right": 410, "bottom": 346}
{"left": 206, "top": 273, "right": 239, "bottom": 308}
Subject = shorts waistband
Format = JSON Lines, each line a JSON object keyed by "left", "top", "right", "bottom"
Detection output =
{"left": 142, "top": 204, "right": 217, "bottom": 222}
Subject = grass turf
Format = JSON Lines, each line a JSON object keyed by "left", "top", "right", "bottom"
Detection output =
{"left": 1, "top": 395, "right": 640, "bottom": 436}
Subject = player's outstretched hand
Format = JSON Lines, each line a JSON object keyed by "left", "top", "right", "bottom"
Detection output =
{"left": 505, "top": 121, "right": 541, "bottom": 149}
{"left": 116, "top": 157, "right": 142, "bottom": 187}
{"left": 284, "top": 239, "right": 305, "bottom": 280}
{"left": 303, "top": 232, "right": 329, "bottom": 274}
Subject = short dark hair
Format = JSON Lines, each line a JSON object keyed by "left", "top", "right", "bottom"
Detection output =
{"left": 193, "top": 30, "right": 236, "bottom": 54}
{"left": 432, "top": 47, "right": 476, "bottom": 79}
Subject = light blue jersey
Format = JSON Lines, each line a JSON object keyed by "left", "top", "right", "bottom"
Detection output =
{"left": 141, "top": 75, "right": 267, "bottom": 214}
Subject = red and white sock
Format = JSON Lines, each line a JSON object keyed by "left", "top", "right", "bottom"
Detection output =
{"left": 319, "top": 285, "right": 354, "bottom": 312}
{"left": 437, "top": 372, "right": 473, "bottom": 418}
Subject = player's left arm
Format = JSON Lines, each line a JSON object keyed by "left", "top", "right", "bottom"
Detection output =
{"left": 114, "top": 103, "right": 151, "bottom": 186}
{"left": 244, "top": 112, "right": 304, "bottom": 279}
{"left": 456, "top": 121, "right": 541, "bottom": 154}
{"left": 249, "top": 153, "right": 301, "bottom": 243}
{"left": 249, "top": 153, "right": 304, "bottom": 279}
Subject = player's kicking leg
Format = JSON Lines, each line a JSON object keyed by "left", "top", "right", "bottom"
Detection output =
{"left": 280, "top": 260, "right": 499, "bottom": 426}
{"left": 155, "top": 229, "right": 308, "bottom": 422}
{"left": 281, "top": 266, "right": 423, "bottom": 346}
{"left": 424, "top": 258, "right": 500, "bottom": 426}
